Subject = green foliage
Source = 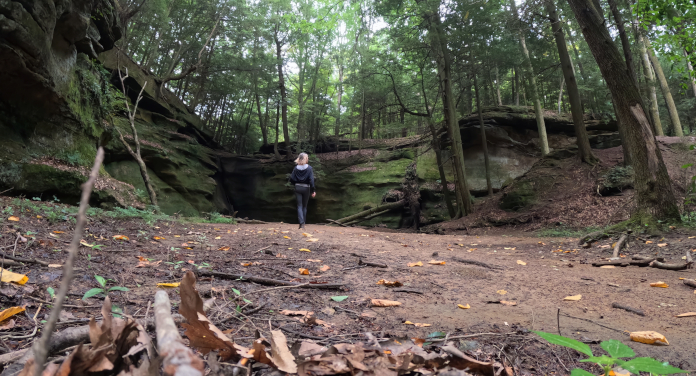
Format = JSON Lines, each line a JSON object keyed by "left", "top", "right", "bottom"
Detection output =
{"left": 82, "top": 275, "right": 129, "bottom": 300}
{"left": 534, "top": 331, "right": 686, "bottom": 375}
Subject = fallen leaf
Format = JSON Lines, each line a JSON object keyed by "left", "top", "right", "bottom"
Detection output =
{"left": 675, "top": 312, "right": 696, "bottom": 317}
{"left": 179, "top": 271, "right": 239, "bottom": 361}
{"left": 157, "top": 282, "right": 180, "bottom": 288}
{"left": 408, "top": 261, "right": 423, "bottom": 267}
{"left": 630, "top": 331, "right": 669, "bottom": 345}
{"left": 79, "top": 240, "right": 95, "bottom": 247}
{"left": 376, "top": 279, "right": 403, "bottom": 287}
{"left": 283, "top": 236, "right": 291, "bottom": 239}
{"left": 268, "top": 330, "right": 297, "bottom": 373}
{"left": 153, "top": 236, "right": 165, "bottom": 240}
{"left": 241, "top": 262, "right": 252, "bottom": 267}
{"left": 0, "top": 319, "right": 15, "bottom": 330}
{"left": 7, "top": 216, "right": 18, "bottom": 222}
{"left": 306, "top": 238, "right": 319, "bottom": 242}
{"left": 331, "top": 296, "right": 348, "bottom": 302}
{"left": 299, "top": 248, "right": 311, "bottom": 252}
{"left": 414, "top": 323, "right": 431, "bottom": 327}
{"left": 307, "top": 259, "right": 322, "bottom": 262}
{"left": 517, "top": 260, "right": 527, "bottom": 266}
{"left": 600, "top": 265, "right": 616, "bottom": 269}
{"left": 281, "top": 231, "right": 289, "bottom": 234}
{"left": 0, "top": 268, "right": 28, "bottom": 285}
{"left": 500, "top": 301, "right": 517, "bottom": 306}
{"left": 112, "top": 235, "right": 129, "bottom": 241}
{"left": 645, "top": 241, "right": 653, "bottom": 244}
{"left": 215, "top": 236, "right": 221, "bottom": 240}
{"left": 563, "top": 295, "right": 582, "bottom": 301}
{"left": 428, "top": 260, "right": 446, "bottom": 265}
{"left": 53, "top": 231, "right": 64, "bottom": 234}
{"left": 48, "top": 264, "right": 62, "bottom": 268}
{"left": 650, "top": 281, "right": 669, "bottom": 288}
{"left": 496, "top": 290, "right": 507, "bottom": 295}
{"left": 458, "top": 304, "right": 470, "bottom": 309}
{"left": 218, "top": 246, "right": 230, "bottom": 251}
{"left": 298, "top": 268, "right": 310, "bottom": 275}
{"left": 302, "top": 233, "right": 313, "bottom": 237}
{"left": 320, "top": 265, "right": 330, "bottom": 272}
{"left": 371, "top": 299, "right": 401, "bottom": 307}
{"left": 657, "top": 243, "right": 668, "bottom": 247}
{"left": 0, "top": 306, "right": 25, "bottom": 322}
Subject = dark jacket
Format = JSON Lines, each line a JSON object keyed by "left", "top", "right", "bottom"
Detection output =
{"left": 290, "top": 165, "right": 315, "bottom": 193}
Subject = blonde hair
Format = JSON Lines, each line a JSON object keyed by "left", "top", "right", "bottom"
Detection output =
{"left": 294, "top": 153, "right": 309, "bottom": 165}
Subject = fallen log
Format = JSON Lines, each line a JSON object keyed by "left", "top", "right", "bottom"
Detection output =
{"left": 612, "top": 234, "right": 628, "bottom": 258}
{"left": 591, "top": 260, "right": 629, "bottom": 267}
{"left": 451, "top": 257, "right": 503, "bottom": 270}
{"left": 333, "top": 200, "right": 404, "bottom": 224}
{"left": 611, "top": 303, "right": 645, "bottom": 316}
{"left": 197, "top": 270, "right": 344, "bottom": 289}
{"left": 344, "top": 209, "right": 391, "bottom": 226}
{"left": 649, "top": 260, "right": 691, "bottom": 271}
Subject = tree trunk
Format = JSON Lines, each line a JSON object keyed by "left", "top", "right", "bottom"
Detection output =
{"left": 274, "top": 100, "right": 281, "bottom": 159}
{"left": 429, "top": 14, "right": 472, "bottom": 216}
{"left": 474, "top": 75, "right": 493, "bottom": 196}
{"left": 685, "top": 49, "right": 696, "bottom": 98}
{"left": 546, "top": 0, "right": 598, "bottom": 164}
{"left": 634, "top": 25, "right": 664, "bottom": 136}
{"left": 335, "top": 61, "right": 344, "bottom": 136}
{"left": 557, "top": 76, "right": 565, "bottom": 114}
{"left": 514, "top": 66, "right": 520, "bottom": 106}
{"left": 510, "top": 0, "right": 549, "bottom": 155}
{"left": 567, "top": 0, "right": 681, "bottom": 222}
{"left": 612, "top": 100, "right": 632, "bottom": 166}
{"left": 275, "top": 31, "right": 291, "bottom": 158}
{"left": 645, "top": 37, "right": 683, "bottom": 136}
{"left": 607, "top": 0, "right": 638, "bottom": 86}
{"left": 495, "top": 65, "right": 503, "bottom": 106}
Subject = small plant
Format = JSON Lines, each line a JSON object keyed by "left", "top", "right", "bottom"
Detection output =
{"left": 46, "top": 287, "right": 55, "bottom": 300}
{"left": 82, "top": 275, "right": 130, "bottom": 300}
{"left": 2, "top": 206, "right": 13, "bottom": 215}
{"left": 164, "top": 260, "right": 185, "bottom": 269}
{"left": 32, "top": 197, "right": 41, "bottom": 201}
{"left": 534, "top": 331, "right": 686, "bottom": 375}
{"left": 53, "top": 195, "right": 60, "bottom": 202}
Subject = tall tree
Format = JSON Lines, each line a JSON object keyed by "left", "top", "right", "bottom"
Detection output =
{"left": 567, "top": 0, "right": 681, "bottom": 222}
{"left": 644, "top": 37, "right": 684, "bottom": 136}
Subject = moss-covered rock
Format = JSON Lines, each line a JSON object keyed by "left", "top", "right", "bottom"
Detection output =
{"left": 597, "top": 166, "right": 633, "bottom": 195}
{"left": 499, "top": 181, "right": 536, "bottom": 211}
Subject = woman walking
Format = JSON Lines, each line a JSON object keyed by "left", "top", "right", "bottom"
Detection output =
{"left": 289, "top": 153, "right": 316, "bottom": 229}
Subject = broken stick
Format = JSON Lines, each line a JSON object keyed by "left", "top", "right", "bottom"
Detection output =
{"left": 451, "top": 257, "right": 503, "bottom": 270}
{"left": 197, "top": 270, "right": 344, "bottom": 289}
{"left": 612, "top": 234, "right": 628, "bottom": 259}
{"left": 649, "top": 260, "right": 691, "bottom": 271}
{"left": 154, "top": 290, "right": 204, "bottom": 376}
{"left": 611, "top": 302, "right": 645, "bottom": 316}
{"left": 683, "top": 280, "right": 696, "bottom": 289}
{"left": 358, "top": 259, "right": 388, "bottom": 268}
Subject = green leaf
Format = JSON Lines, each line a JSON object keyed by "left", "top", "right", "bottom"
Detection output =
{"left": 108, "top": 286, "right": 130, "bottom": 292}
{"left": 579, "top": 355, "right": 616, "bottom": 366}
{"left": 570, "top": 369, "right": 595, "bottom": 376}
{"left": 331, "top": 295, "right": 349, "bottom": 302}
{"left": 681, "top": 163, "right": 693, "bottom": 169}
{"left": 94, "top": 275, "right": 106, "bottom": 287}
{"left": 243, "top": 298, "right": 252, "bottom": 304}
{"left": 46, "top": 287, "right": 55, "bottom": 299}
{"left": 600, "top": 340, "right": 635, "bottom": 358}
{"left": 533, "top": 331, "right": 593, "bottom": 356}
{"left": 426, "top": 331, "right": 447, "bottom": 338}
{"left": 232, "top": 288, "right": 241, "bottom": 296}
{"left": 621, "top": 357, "right": 686, "bottom": 374}
{"left": 82, "top": 288, "right": 105, "bottom": 300}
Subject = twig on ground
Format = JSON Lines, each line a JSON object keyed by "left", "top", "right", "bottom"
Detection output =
{"left": 154, "top": 290, "right": 204, "bottom": 376}
{"left": 0, "top": 253, "right": 49, "bottom": 266}
{"left": 23, "top": 296, "right": 101, "bottom": 309}
{"left": 31, "top": 147, "right": 105, "bottom": 376}
{"left": 358, "top": 259, "right": 388, "bottom": 268}
{"left": 248, "top": 283, "right": 309, "bottom": 295}
{"left": 560, "top": 313, "right": 627, "bottom": 334}
{"left": 683, "top": 280, "right": 696, "bottom": 289}
{"left": 611, "top": 303, "right": 645, "bottom": 316}
{"left": 649, "top": 260, "right": 690, "bottom": 270}
{"left": 271, "top": 322, "right": 325, "bottom": 340}
{"left": 242, "top": 302, "right": 268, "bottom": 315}
{"left": 612, "top": 234, "right": 628, "bottom": 258}
{"left": 197, "top": 270, "right": 344, "bottom": 289}
{"left": 451, "top": 257, "right": 503, "bottom": 270}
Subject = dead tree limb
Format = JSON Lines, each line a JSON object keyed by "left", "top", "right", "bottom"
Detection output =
{"left": 154, "top": 290, "right": 204, "bottom": 376}
{"left": 612, "top": 234, "right": 628, "bottom": 258}
{"left": 30, "top": 148, "right": 104, "bottom": 376}
{"left": 334, "top": 200, "right": 404, "bottom": 224}
{"left": 116, "top": 53, "right": 158, "bottom": 207}
{"left": 592, "top": 260, "right": 629, "bottom": 267}
{"left": 197, "top": 270, "right": 344, "bottom": 289}
{"left": 451, "top": 257, "right": 504, "bottom": 270}
{"left": 357, "top": 259, "right": 388, "bottom": 268}
{"left": 0, "top": 253, "right": 49, "bottom": 266}
{"left": 343, "top": 209, "right": 391, "bottom": 226}
{"left": 649, "top": 260, "right": 691, "bottom": 270}
{"left": 684, "top": 280, "right": 696, "bottom": 289}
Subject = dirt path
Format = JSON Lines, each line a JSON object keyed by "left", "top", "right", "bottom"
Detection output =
{"left": 3, "top": 215, "right": 695, "bottom": 374}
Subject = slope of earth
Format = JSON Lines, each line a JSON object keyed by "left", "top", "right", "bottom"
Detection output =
{"left": 1, "top": 196, "right": 694, "bottom": 375}
{"left": 434, "top": 136, "right": 696, "bottom": 233}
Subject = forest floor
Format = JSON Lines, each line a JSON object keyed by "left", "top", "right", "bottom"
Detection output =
{"left": 0, "top": 202, "right": 695, "bottom": 375}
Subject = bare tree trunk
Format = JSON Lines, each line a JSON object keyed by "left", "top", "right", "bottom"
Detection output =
{"left": 514, "top": 66, "right": 520, "bottom": 106}
{"left": 546, "top": 0, "right": 598, "bottom": 164}
{"left": 495, "top": 65, "right": 503, "bottom": 106}
{"left": 567, "top": 0, "right": 681, "bottom": 222}
{"left": 558, "top": 76, "right": 565, "bottom": 114}
{"left": 274, "top": 100, "right": 281, "bottom": 159}
{"left": 510, "top": 0, "right": 549, "bottom": 155}
{"left": 335, "top": 61, "right": 344, "bottom": 136}
{"left": 607, "top": 0, "right": 638, "bottom": 86}
{"left": 685, "top": 49, "right": 696, "bottom": 98}
{"left": 275, "top": 29, "right": 291, "bottom": 158}
{"left": 474, "top": 74, "right": 493, "bottom": 196}
{"left": 645, "top": 37, "right": 683, "bottom": 136}
{"left": 634, "top": 25, "right": 664, "bottom": 136}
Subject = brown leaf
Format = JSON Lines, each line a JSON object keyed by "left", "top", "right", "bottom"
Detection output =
{"left": 500, "top": 301, "right": 517, "bottom": 306}
{"left": 428, "top": 260, "right": 446, "bottom": 265}
{"left": 376, "top": 279, "right": 403, "bottom": 287}
{"left": 0, "top": 319, "right": 15, "bottom": 330}
{"left": 298, "top": 268, "right": 310, "bottom": 275}
{"left": 319, "top": 265, "right": 330, "bottom": 272}
{"left": 630, "top": 331, "right": 669, "bottom": 345}
{"left": 179, "top": 271, "right": 238, "bottom": 361}
{"left": 371, "top": 299, "right": 401, "bottom": 307}
{"left": 650, "top": 281, "right": 669, "bottom": 288}
{"left": 268, "top": 330, "right": 297, "bottom": 373}
{"left": 279, "top": 310, "right": 315, "bottom": 316}
{"left": 675, "top": 312, "right": 696, "bottom": 317}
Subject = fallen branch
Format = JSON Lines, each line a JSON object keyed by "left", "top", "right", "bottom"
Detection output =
{"left": 451, "top": 257, "right": 503, "bottom": 270}
{"left": 686, "top": 249, "right": 693, "bottom": 265}
{"left": 358, "top": 259, "right": 388, "bottom": 268}
{"left": 236, "top": 219, "right": 267, "bottom": 224}
{"left": 30, "top": 147, "right": 104, "bottom": 376}
{"left": 325, "top": 219, "right": 349, "bottom": 227}
{"left": 649, "top": 260, "right": 690, "bottom": 271}
{"left": 0, "top": 253, "right": 49, "bottom": 266}
{"left": 271, "top": 322, "right": 325, "bottom": 340}
{"left": 684, "top": 280, "right": 696, "bottom": 289}
{"left": 154, "top": 290, "right": 204, "bottom": 376}
{"left": 197, "top": 270, "right": 344, "bottom": 289}
{"left": 591, "top": 260, "right": 629, "bottom": 267}
{"left": 611, "top": 302, "right": 645, "bottom": 316}
{"left": 612, "top": 234, "right": 628, "bottom": 258}
{"left": 392, "top": 289, "right": 423, "bottom": 294}
{"left": 334, "top": 200, "right": 404, "bottom": 224}
{"left": 343, "top": 209, "right": 391, "bottom": 226}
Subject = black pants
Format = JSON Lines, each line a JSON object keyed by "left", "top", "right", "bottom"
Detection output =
{"left": 295, "top": 185, "right": 310, "bottom": 224}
